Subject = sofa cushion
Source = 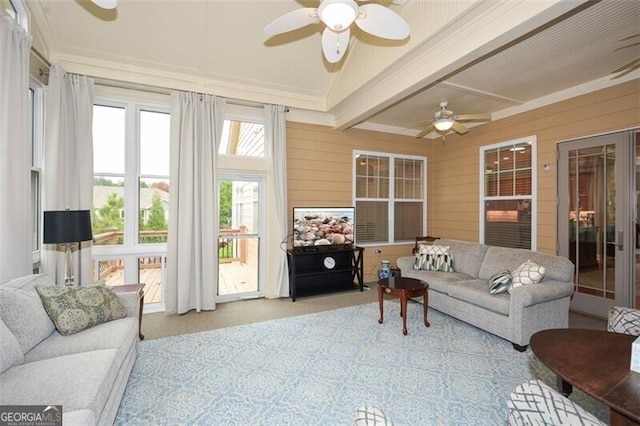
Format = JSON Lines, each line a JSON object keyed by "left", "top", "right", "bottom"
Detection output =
{"left": 0, "top": 319, "right": 23, "bottom": 374}
{"left": 0, "top": 274, "right": 55, "bottom": 354}
{"left": 400, "top": 269, "right": 472, "bottom": 294}
{"left": 24, "top": 317, "right": 137, "bottom": 364}
{"left": 478, "top": 246, "right": 574, "bottom": 282}
{"left": 436, "top": 239, "right": 488, "bottom": 277}
{"left": 447, "top": 279, "right": 511, "bottom": 316}
{"left": 510, "top": 260, "right": 545, "bottom": 292}
{"left": 488, "top": 270, "right": 512, "bottom": 294}
{"left": 0, "top": 349, "right": 120, "bottom": 423}
{"left": 36, "top": 285, "right": 127, "bottom": 336}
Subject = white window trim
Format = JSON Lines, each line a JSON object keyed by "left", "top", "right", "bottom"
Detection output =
{"left": 30, "top": 81, "right": 44, "bottom": 268}
{"left": 7, "top": 0, "right": 29, "bottom": 30}
{"left": 479, "top": 135, "right": 537, "bottom": 250}
{"left": 352, "top": 149, "right": 427, "bottom": 247}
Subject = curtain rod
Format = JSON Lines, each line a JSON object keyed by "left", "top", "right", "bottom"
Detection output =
{"left": 29, "top": 49, "right": 283, "bottom": 110}
{"left": 93, "top": 77, "right": 275, "bottom": 109}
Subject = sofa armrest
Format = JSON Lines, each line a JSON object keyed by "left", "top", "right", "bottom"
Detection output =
{"left": 116, "top": 291, "right": 141, "bottom": 319}
{"left": 510, "top": 281, "right": 573, "bottom": 308}
{"left": 397, "top": 256, "right": 415, "bottom": 272}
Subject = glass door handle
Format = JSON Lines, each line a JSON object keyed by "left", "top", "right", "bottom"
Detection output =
{"left": 615, "top": 230, "right": 624, "bottom": 251}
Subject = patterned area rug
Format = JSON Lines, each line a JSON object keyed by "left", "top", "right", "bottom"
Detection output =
{"left": 115, "top": 302, "right": 608, "bottom": 425}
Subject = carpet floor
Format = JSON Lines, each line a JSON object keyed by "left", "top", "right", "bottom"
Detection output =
{"left": 117, "top": 301, "right": 608, "bottom": 425}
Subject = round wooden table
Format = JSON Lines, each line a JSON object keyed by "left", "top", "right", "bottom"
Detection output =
{"left": 378, "top": 276, "right": 429, "bottom": 335}
{"left": 530, "top": 328, "right": 640, "bottom": 425}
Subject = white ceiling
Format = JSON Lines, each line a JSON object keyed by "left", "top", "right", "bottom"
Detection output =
{"left": 25, "top": 0, "right": 640, "bottom": 138}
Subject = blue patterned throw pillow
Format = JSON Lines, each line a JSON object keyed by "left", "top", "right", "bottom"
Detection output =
{"left": 488, "top": 270, "right": 512, "bottom": 294}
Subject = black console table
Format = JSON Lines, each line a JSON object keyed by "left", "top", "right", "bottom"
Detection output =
{"left": 287, "top": 245, "right": 364, "bottom": 301}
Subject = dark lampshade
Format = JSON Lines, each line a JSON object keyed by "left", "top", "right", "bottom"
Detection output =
{"left": 43, "top": 210, "right": 93, "bottom": 244}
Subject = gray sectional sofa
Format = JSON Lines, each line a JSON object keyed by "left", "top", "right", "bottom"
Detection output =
{"left": 397, "top": 239, "right": 575, "bottom": 351}
{"left": 0, "top": 274, "right": 139, "bottom": 425}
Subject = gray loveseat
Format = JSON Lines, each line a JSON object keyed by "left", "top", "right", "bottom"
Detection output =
{"left": 0, "top": 274, "right": 139, "bottom": 425}
{"left": 397, "top": 239, "right": 574, "bottom": 351}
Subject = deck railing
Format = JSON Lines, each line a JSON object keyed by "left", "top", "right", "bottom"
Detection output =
{"left": 93, "top": 226, "right": 248, "bottom": 279}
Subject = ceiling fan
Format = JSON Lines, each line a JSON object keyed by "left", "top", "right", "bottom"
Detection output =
{"left": 416, "top": 101, "right": 492, "bottom": 138}
{"left": 90, "top": 0, "right": 117, "bottom": 9}
{"left": 264, "top": 0, "right": 410, "bottom": 64}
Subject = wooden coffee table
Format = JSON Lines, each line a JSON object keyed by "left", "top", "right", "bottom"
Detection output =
{"left": 378, "top": 276, "right": 429, "bottom": 335}
{"left": 530, "top": 328, "right": 640, "bottom": 426}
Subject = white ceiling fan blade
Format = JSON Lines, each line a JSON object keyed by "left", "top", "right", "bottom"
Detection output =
{"left": 451, "top": 121, "right": 469, "bottom": 135}
{"left": 416, "top": 124, "right": 435, "bottom": 139}
{"left": 454, "top": 113, "right": 492, "bottom": 122}
{"left": 322, "top": 27, "right": 350, "bottom": 63}
{"left": 612, "top": 61, "right": 640, "bottom": 79}
{"left": 611, "top": 57, "right": 640, "bottom": 74}
{"left": 265, "top": 8, "right": 319, "bottom": 36}
{"left": 91, "top": 0, "right": 117, "bottom": 9}
{"left": 355, "top": 4, "right": 409, "bottom": 40}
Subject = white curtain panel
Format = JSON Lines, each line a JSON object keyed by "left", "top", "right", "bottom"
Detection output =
{"left": 42, "top": 65, "right": 94, "bottom": 285}
{"left": 264, "top": 104, "right": 290, "bottom": 298}
{"left": 0, "top": 14, "right": 32, "bottom": 283}
{"left": 166, "top": 92, "right": 225, "bottom": 314}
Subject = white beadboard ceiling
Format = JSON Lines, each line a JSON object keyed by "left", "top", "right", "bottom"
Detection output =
{"left": 26, "top": 0, "right": 640, "bottom": 138}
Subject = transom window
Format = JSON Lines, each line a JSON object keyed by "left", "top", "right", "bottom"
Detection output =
{"left": 219, "top": 119, "right": 265, "bottom": 157}
{"left": 354, "top": 151, "right": 426, "bottom": 244}
{"left": 481, "top": 136, "right": 536, "bottom": 249}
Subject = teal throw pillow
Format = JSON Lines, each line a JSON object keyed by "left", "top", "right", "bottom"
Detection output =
{"left": 35, "top": 285, "right": 127, "bottom": 335}
{"left": 489, "top": 270, "right": 512, "bottom": 294}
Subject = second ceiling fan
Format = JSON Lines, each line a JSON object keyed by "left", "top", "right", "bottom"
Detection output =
{"left": 264, "top": 0, "right": 410, "bottom": 64}
{"left": 416, "top": 101, "right": 492, "bottom": 138}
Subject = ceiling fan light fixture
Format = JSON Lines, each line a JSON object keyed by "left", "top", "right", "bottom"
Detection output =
{"left": 433, "top": 118, "right": 454, "bottom": 132}
{"left": 319, "top": 0, "right": 358, "bottom": 31}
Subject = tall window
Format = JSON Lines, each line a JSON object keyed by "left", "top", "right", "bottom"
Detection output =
{"left": 481, "top": 136, "right": 536, "bottom": 249}
{"left": 354, "top": 151, "right": 426, "bottom": 244}
{"left": 92, "top": 95, "right": 171, "bottom": 299}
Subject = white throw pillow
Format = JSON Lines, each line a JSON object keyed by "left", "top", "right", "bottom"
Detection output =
{"left": 510, "top": 260, "right": 546, "bottom": 292}
{"left": 418, "top": 244, "right": 450, "bottom": 256}
{"left": 355, "top": 405, "right": 394, "bottom": 426}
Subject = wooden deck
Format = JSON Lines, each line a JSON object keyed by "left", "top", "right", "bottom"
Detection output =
{"left": 105, "top": 261, "right": 258, "bottom": 304}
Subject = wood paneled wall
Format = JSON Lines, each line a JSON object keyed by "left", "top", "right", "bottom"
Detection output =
{"left": 286, "top": 79, "right": 640, "bottom": 281}
{"left": 428, "top": 79, "right": 640, "bottom": 254}
{"left": 286, "top": 124, "right": 432, "bottom": 281}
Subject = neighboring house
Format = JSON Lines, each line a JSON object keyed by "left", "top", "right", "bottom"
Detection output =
{"left": 93, "top": 185, "right": 169, "bottom": 225}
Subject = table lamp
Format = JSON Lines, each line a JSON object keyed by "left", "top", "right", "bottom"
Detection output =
{"left": 43, "top": 209, "right": 93, "bottom": 286}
